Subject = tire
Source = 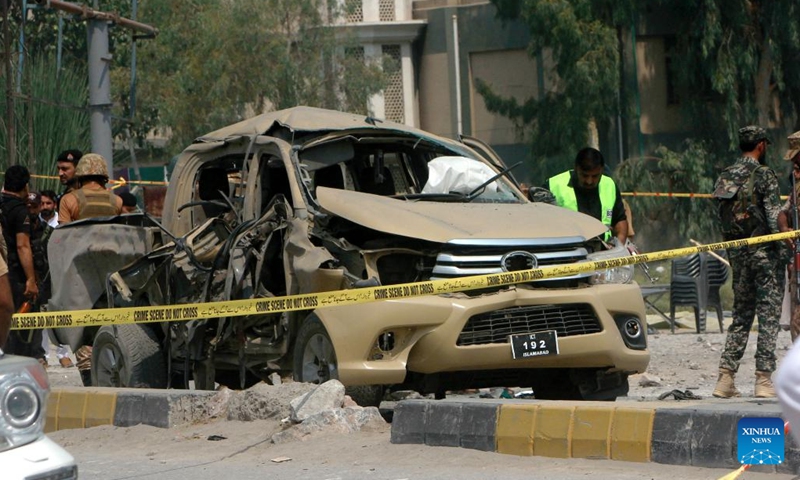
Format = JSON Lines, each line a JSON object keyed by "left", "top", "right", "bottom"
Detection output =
{"left": 92, "top": 325, "right": 167, "bottom": 388}
{"left": 533, "top": 369, "right": 627, "bottom": 401}
{"left": 293, "top": 317, "right": 339, "bottom": 384}
{"left": 293, "top": 316, "right": 384, "bottom": 407}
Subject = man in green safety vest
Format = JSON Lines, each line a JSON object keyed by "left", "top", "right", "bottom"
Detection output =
{"left": 545, "top": 147, "right": 628, "bottom": 244}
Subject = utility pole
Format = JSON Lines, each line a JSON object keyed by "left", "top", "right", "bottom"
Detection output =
{"left": 36, "top": 0, "right": 156, "bottom": 176}
{"left": 87, "top": 17, "right": 112, "bottom": 172}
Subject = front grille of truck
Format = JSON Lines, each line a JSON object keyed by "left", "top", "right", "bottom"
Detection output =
{"left": 431, "top": 237, "right": 589, "bottom": 282}
{"left": 457, "top": 303, "right": 602, "bottom": 346}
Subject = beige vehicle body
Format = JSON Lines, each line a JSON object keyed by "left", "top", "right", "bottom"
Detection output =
{"left": 48, "top": 107, "right": 648, "bottom": 402}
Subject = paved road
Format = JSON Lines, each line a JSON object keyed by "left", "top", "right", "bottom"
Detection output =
{"left": 51, "top": 423, "right": 792, "bottom": 480}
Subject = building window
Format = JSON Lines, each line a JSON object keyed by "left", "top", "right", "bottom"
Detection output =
{"left": 345, "top": 46, "right": 365, "bottom": 64}
{"left": 379, "top": 0, "right": 395, "bottom": 22}
{"left": 345, "top": 0, "right": 363, "bottom": 23}
{"left": 382, "top": 44, "right": 404, "bottom": 123}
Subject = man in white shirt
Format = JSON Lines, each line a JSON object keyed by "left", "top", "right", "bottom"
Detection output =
{"left": 38, "top": 190, "right": 59, "bottom": 228}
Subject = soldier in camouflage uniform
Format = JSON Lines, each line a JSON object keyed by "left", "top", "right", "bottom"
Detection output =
{"left": 778, "top": 130, "right": 800, "bottom": 342}
{"left": 713, "top": 125, "right": 785, "bottom": 398}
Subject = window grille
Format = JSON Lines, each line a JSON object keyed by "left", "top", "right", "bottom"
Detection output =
{"left": 379, "top": 0, "right": 395, "bottom": 22}
{"left": 382, "top": 45, "right": 404, "bottom": 123}
{"left": 345, "top": 0, "right": 363, "bottom": 23}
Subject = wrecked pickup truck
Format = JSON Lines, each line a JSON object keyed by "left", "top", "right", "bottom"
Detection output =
{"left": 47, "top": 106, "right": 648, "bottom": 403}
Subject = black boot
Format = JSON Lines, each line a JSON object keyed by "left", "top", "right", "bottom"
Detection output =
{"left": 80, "top": 369, "right": 92, "bottom": 387}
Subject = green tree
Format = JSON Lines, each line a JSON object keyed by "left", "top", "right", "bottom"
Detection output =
{"left": 0, "top": 55, "right": 90, "bottom": 189}
{"left": 136, "top": 0, "right": 392, "bottom": 154}
{"left": 477, "top": 0, "right": 637, "bottom": 177}
{"left": 484, "top": 0, "right": 800, "bottom": 250}
{"left": 669, "top": 0, "right": 800, "bottom": 149}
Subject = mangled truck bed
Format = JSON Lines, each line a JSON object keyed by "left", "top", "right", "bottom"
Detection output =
{"left": 48, "top": 106, "right": 649, "bottom": 403}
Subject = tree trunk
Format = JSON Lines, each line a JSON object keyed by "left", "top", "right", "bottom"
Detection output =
{"left": 755, "top": 37, "right": 773, "bottom": 127}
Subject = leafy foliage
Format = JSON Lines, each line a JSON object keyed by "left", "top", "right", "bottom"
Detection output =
{"left": 615, "top": 141, "right": 720, "bottom": 251}
{"left": 667, "top": 0, "right": 800, "bottom": 147}
{"left": 477, "top": 0, "right": 636, "bottom": 171}
{"left": 135, "top": 0, "right": 393, "bottom": 154}
{"left": 2, "top": 0, "right": 392, "bottom": 163}
{"left": 485, "top": 0, "right": 800, "bottom": 251}
{"left": 0, "top": 55, "right": 90, "bottom": 190}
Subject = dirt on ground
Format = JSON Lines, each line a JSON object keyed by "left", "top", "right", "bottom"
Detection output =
{"left": 625, "top": 311, "right": 796, "bottom": 401}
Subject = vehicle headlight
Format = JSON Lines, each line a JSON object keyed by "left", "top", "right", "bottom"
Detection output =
{"left": 0, "top": 354, "right": 48, "bottom": 452}
{"left": 586, "top": 244, "right": 634, "bottom": 284}
{"left": 4, "top": 384, "right": 39, "bottom": 429}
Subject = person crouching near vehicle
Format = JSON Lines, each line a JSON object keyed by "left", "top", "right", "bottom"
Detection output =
{"left": 58, "top": 153, "right": 122, "bottom": 385}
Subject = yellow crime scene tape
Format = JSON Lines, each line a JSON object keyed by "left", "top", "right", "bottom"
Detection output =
{"left": 10, "top": 230, "right": 800, "bottom": 331}
{"left": 623, "top": 191, "right": 791, "bottom": 200}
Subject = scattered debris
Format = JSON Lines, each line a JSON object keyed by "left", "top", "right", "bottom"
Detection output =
{"left": 271, "top": 456, "right": 292, "bottom": 463}
{"left": 637, "top": 373, "right": 663, "bottom": 387}
{"left": 657, "top": 389, "right": 702, "bottom": 401}
{"left": 207, "top": 435, "right": 227, "bottom": 441}
{"left": 268, "top": 373, "right": 282, "bottom": 386}
{"left": 289, "top": 380, "right": 346, "bottom": 423}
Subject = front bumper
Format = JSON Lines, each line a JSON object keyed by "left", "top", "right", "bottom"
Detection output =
{"left": 317, "top": 283, "right": 650, "bottom": 385}
{"left": 3, "top": 435, "right": 78, "bottom": 480}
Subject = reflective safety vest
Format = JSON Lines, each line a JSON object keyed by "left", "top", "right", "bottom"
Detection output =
{"left": 548, "top": 170, "right": 617, "bottom": 240}
{"left": 74, "top": 188, "right": 119, "bottom": 220}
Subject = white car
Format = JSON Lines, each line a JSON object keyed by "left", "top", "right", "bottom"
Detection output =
{"left": 1, "top": 350, "right": 78, "bottom": 479}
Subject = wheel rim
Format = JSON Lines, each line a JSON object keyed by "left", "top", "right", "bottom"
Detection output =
{"left": 301, "top": 333, "right": 337, "bottom": 383}
{"left": 95, "top": 342, "right": 125, "bottom": 387}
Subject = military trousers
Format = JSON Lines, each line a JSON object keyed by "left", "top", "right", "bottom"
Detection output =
{"left": 719, "top": 245, "right": 784, "bottom": 373}
{"left": 788, "top": 265, "right": 800, "bottom": 342}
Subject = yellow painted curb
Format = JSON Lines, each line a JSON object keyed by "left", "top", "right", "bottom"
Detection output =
{"left": 496, "top": 404, "right": 538, "bottom": 456}
{"left": 494, "top": 403, "right": 655, "bottom": 463}
{"left": 610, "top": 407, "right": 654, "bottom": 462}
{"left": 47, "top": 389, "right": 119, "bottom": 431}
{"left": 533, "top": 405, "right": 575, "bottom": 458}
{"left": 44, "top": 390, "right": 61, "bottom": 434}
{"left": 55, "top": 390, "right": 88, "bottom": 431}
{"left": 84, "top": 391, "right": 118, "bottom": 428}
{"left": 572, "top": 406, "right": 614, "bottom": 459}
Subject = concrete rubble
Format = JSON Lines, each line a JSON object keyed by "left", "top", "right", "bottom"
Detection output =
{"left": 171, "top": 379, "right": 386, "bottom": 443}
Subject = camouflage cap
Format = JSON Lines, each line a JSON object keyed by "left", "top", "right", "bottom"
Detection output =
{"left": 75, "top": 153, "right": 109, "bottom": 178}
{"left": 738, "top": 125, "right": 771, "bottom": 145}
{"left": 785, "top": 130, "right": 800, "bottom": 161}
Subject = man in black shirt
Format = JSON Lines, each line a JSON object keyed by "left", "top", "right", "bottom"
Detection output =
{"left": 55, "top": 149, "right": 82, "bottom": 206}
{"left": 1, "top": 165, "right": 42, "bottom": 361}
{"left": 544, "top": 147, "right": 628, "bottom": 243}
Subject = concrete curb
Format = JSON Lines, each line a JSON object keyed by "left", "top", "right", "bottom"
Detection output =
{"left": 46, "top": 387, "right": 217, "bottom": 433}
{"left": 390, "top": 398, "right": 800, "bottom": 474}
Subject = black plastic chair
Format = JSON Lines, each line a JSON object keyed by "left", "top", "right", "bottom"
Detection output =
{"left": 706, "top": 254, "right": 730, "bottom": 333}
{"left": 670, "top": 253, "right": 708, "bottom": 333}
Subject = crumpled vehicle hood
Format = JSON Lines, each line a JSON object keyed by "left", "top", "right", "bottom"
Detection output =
{"left": 316, "top": 187, "right": 607, "bottom": 243}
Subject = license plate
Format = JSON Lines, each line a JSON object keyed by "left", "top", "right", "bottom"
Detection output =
{"left": 510, "top": 330, "right": 559, "bottom": 359}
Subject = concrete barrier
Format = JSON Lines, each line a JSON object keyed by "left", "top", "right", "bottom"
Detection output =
{"left": 390, "top": 398, "right": 800, "bottom": 474}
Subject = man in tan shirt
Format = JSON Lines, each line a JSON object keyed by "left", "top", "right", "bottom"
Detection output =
{"left": 58, "top": 153, "right": 122, "bottom": 224}
{"left": 56, "top": 153, "right": 121, "bottom": 384}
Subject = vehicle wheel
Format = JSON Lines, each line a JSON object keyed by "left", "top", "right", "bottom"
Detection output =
{"left": 92, "top": 325, "right": 167, "bottom": 388}
{"left": 293, "top": 316, "right": 384, "bottom": 407}
{"left": 293, "top": 317, "right": 338, "bottom": 384}
{"left": 345, "top": 385, "right": 385, "bottom": 407}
